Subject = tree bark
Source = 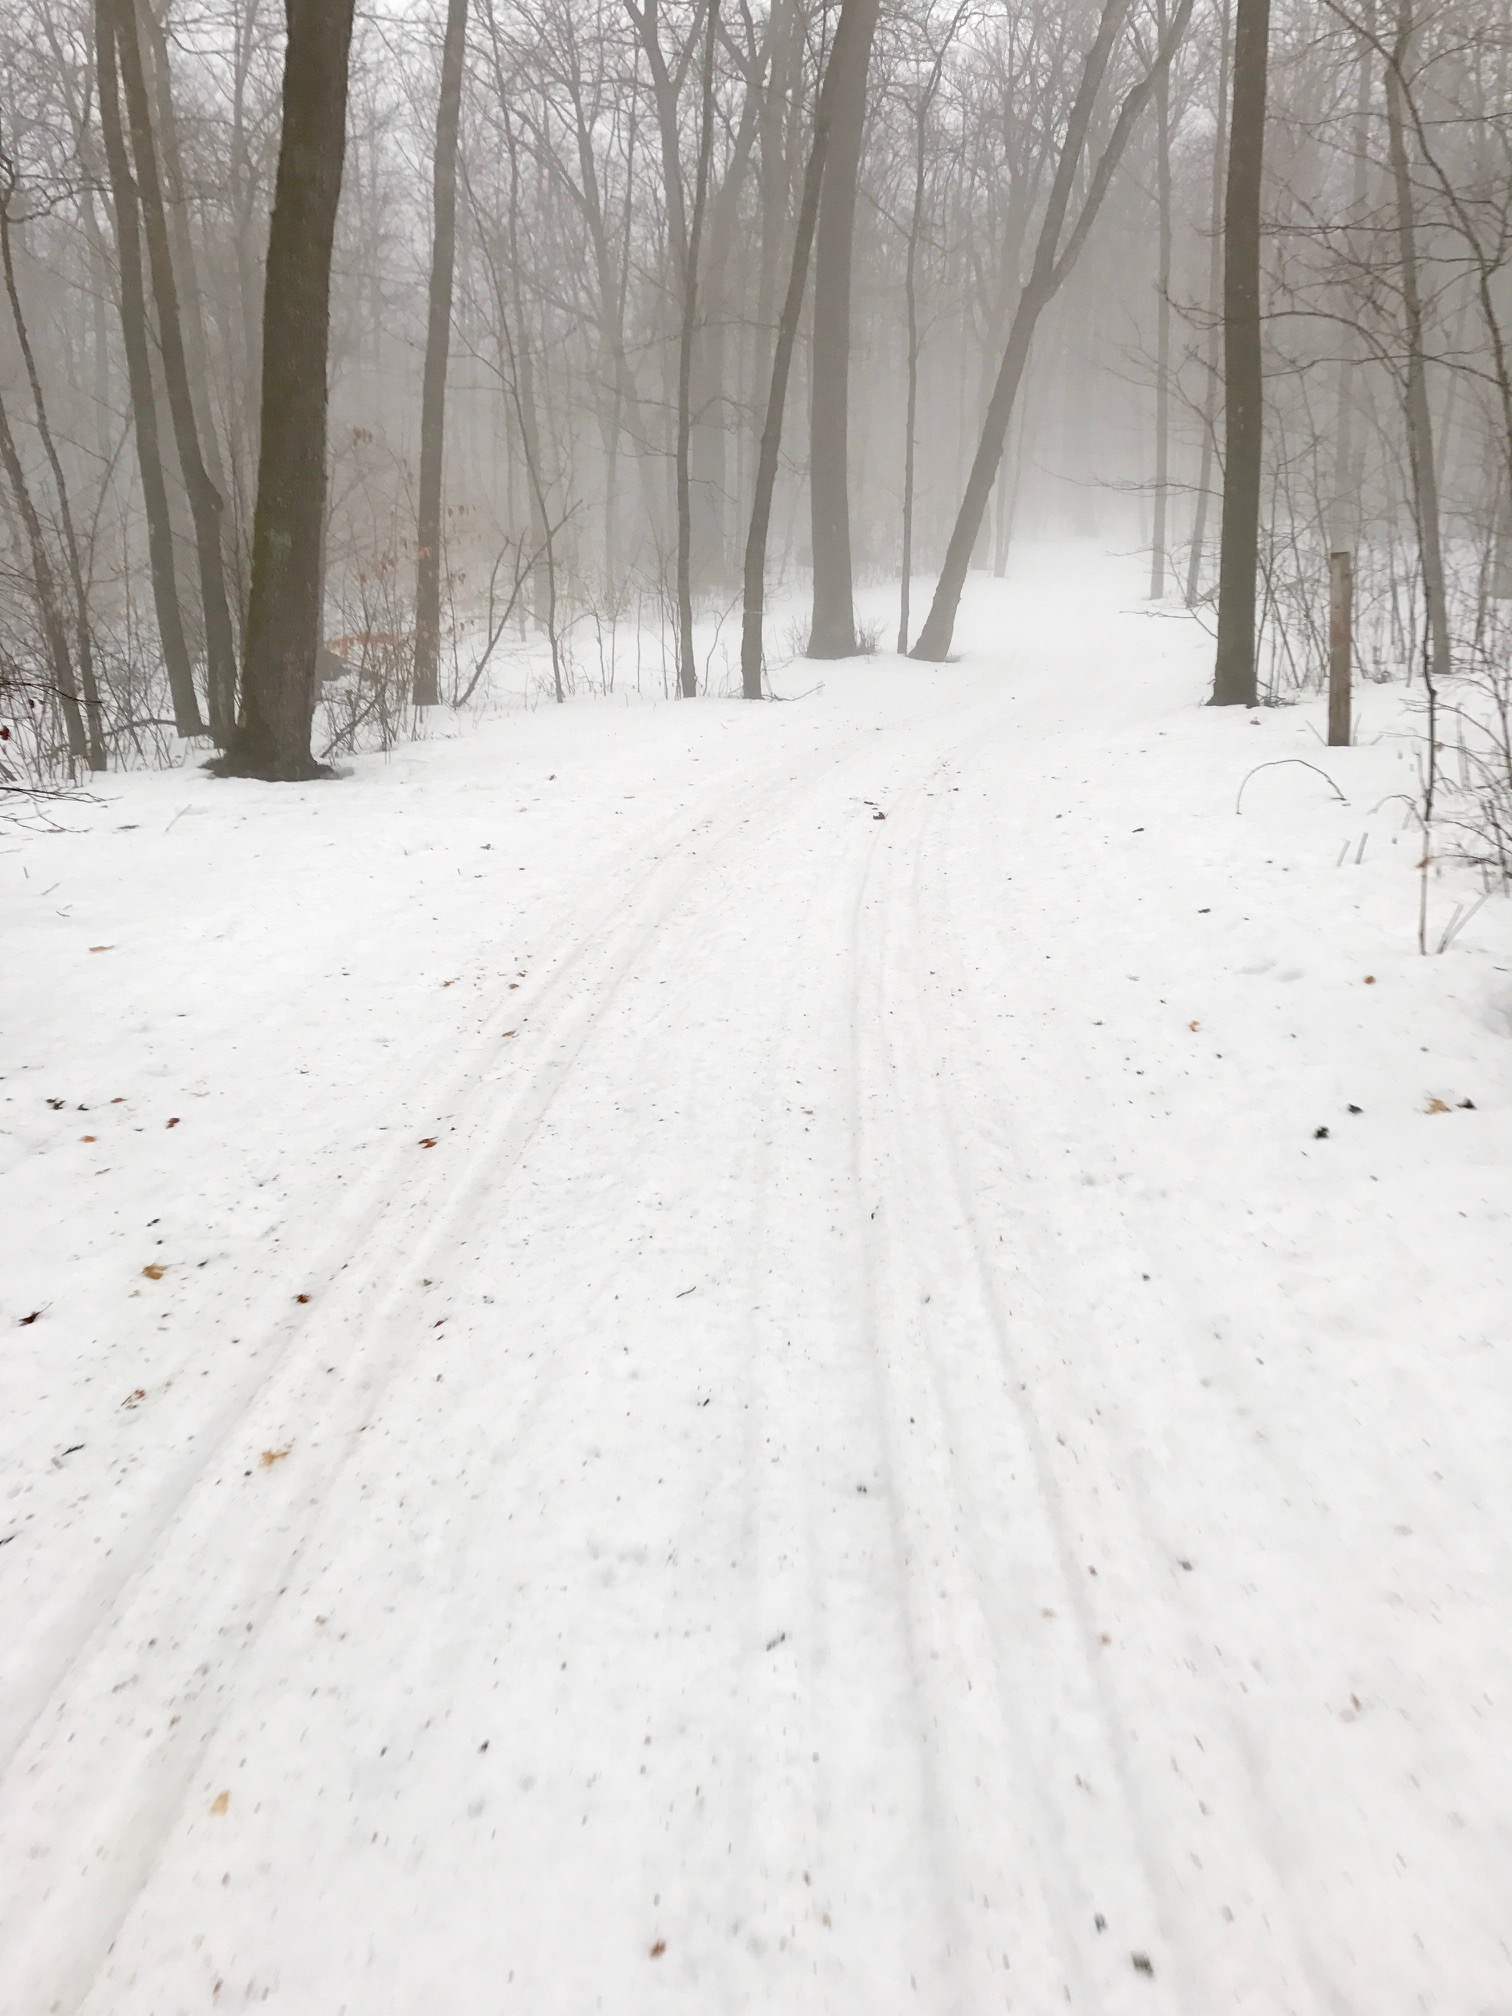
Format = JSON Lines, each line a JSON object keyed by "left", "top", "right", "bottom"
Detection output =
{"left": 1186, "top": 0, "right": 1230, "bottom": 602}
{"left": 671, "top": 0, "right": 719, "bottom": 696}
{"left": 1384, "top": 4, "right": 1450, "bottom": 688}
{"left": 741, "top": 0, "right": 860, "bottom": 698}
{"left": 113, "top": 0, "right": 239, "bottom": 739}
{"left": 1148, "top": 0, "right": 1173, "bottom": 599}
{"left": 1210, "top": 0, "right": 1270, "bottom": 706}
{"left": 413, "top": 0, "right": 469, "bottom": 706}
{"left": 806, "top": 0, "right": 881, "bottom": 657}
{"left": 95, "top": 0, "right": 204, "bottom": 736}
{"left": 217, "top": 0, "right": 356, "bottom": 780}
{"left": 1329, "top": 3, "right": 1372, "bottom": 550}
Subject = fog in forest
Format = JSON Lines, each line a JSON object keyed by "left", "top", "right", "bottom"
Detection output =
{"left": 3, "top": 0, "right": 1512, "bottom": 2008}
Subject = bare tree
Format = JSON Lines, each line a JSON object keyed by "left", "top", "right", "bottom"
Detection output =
{"left": 112, "top": 0, "right": 239, "bottom": 738}
{"left": 806, "top": 0, "right": 881, "bottom": 657}
{"left": 911, "top": 0, "right": 1196, "bottom": 662}
{"left": 1210, "top": 0, "right": 1268, "bottom": 706}
{"left": 412, "top": 0, "right": 470, "bottom": 707}
{"left": 217, "top": 0, "right": 357, "bottom": 779}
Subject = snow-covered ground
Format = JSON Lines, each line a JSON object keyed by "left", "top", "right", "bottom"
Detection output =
{"left": 2, "top": 547, "right": 1509, "bottom": 2015}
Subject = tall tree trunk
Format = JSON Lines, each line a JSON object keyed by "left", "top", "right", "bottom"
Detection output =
{"left": 806, "top": 0, "right": 881, "bottom": 657}
{"left": 1148, "top": 0, "right": 1173, "bottom": 599}
{"left": 897, "top": 117, "right": 926, "bottom": 654}
{"left": 741, "top": 0, "right": 861, "bottom": 698}
{"left": 144, "top": 3, "right": 232, "bottom": 515}
{"left": 1186, "top": 0, "right": 1230, "bottom": 603}
{"left": 0, "top": 184, "right": 107, "bottom": 767}
{"left": 113, "top": 0, "right": 239, "bottom": 740}
{"left": 413, "top": 0, "right": 469, "bottom": 707}
{"left": 912, "top": 0, "right": 1192, "bottom": 662}
{"left": 671, "top": 0, "right": 719, "bottom": 697}
{"left": 1384, "top": 4, "right": 1450, "bottom": 687}
{"left": 1330, "top": 2, "right": 1373, "bottom": 550}
{"left": 95, "top": 0, "right": 204, "bottom": 736}
{"left": 217, "top": 0, "right": 356, "bottom": 780}
{"left": 1210, "top": 0, "right": 1269, "bottom": 706}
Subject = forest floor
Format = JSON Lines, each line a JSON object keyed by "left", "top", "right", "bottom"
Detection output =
{"left": 2, "top": 545, "right": 1510, "bottom": 2015}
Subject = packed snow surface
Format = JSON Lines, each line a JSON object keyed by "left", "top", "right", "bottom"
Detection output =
{"left": 2, "top": 550, "right": 1510, "bottom": 2015}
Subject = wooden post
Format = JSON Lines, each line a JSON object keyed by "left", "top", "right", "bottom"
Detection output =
{"left": 1328, "top": 547, "right": 1353, "bottom": 747}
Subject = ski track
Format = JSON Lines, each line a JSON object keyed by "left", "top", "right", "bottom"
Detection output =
{"left": 4, "top": 602, "right": 1509, "bottom": 2014}
{"left": 1, "top": 685, "right": 1013, "bottom": 2015}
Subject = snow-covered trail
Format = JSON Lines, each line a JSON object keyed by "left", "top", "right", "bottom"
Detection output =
{"left": 3, "top": 553, "right": 1510, "bottom": 2014}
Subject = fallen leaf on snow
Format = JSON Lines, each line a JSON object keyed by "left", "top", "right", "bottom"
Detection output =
{"left": 122, "top": 1389, "right": 146, "bottom": 1409}
{"left": 649, "top": 1941, "right": 666, "bottom": 1959}
{"left": 88, "top": 945, "right": 113, "bottom": 953}
{"left": 419, "top": 1137, "right": 439, "bottom": 1148}
{"left": 19, "top": 1310, "right": 43, "bottom": 1326}
{"left": 166, "top": 1116, "right": 180, "bottom": 1128}
{"left": 1188, "top": 1020, "right": 1199, "bottom": 1032}
{"left": 296, "top": 1293, "right": 311, "bottom": 1304}
{"left": 142, "top": 1263, "right": 167, "bottom": 1280}
{"left": 209, "top": 1791, "right": 230, "bottom": 1815}
{"left": 1424, "top": 1097, "right": 1451, "bottom": 1114}
{"left": 259, "top": 1447, "right": 291, "bottom": 1467}
{"left": 80, "top": 1134, "right": 96, "bottom": 1143}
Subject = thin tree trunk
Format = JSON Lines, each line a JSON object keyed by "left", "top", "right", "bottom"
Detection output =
{"left": 741, "top": 0, "right": 860, "bottom": 698}
{"left": 113, "top": 0, "right": 239, "bottom": 740}
{"left": 1210, "top": 0, "right": 1269, "bottom": 705}
{"left": 1384, "top": 5, "right": 1450, "bottom": 688}
{"left": 672, "top": 0, "right": 719, "bottom": 696}
{"left": 898, "top": 125, "right": 925, "bottom": 654}
{"left": 912, "top": 0, "right": 1193, "bottom": 661}
{"left": 144, "top": 3, "right": 232, "bottom": 513}
{"left": 806, "top": 0, "right": 881, "bottom": 657}
{"left": 1330, "top": 1, "right": 1372, "bottom": 550}
{"left": 1186, "top": 0, "right": 1230, "bottom": 601}
{"left": 95, "top": 0, "right": 204, "bottom": 736}
{"left": 896, "top": 19, "right": 961, "bottom": 651}
{"left": 413, "top": 0, "right": 469, "bottom": 706}
{"left": 217, "top": 0, "right": 356, "bottom": 779}
{"left": 1148, "top": 0, "right": 1173, "bottom": 599}
{"left": 0, "top": 182, "right": 107, "bottom": 767}
{"left": 0, "top": 383, "right": 90, "bottom": 762}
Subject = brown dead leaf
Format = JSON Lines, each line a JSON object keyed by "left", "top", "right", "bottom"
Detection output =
{"left": 1424, "top": 1097, "right": 1451, "bottom": 1114}
{"left": 1187, "top": 1020, "right": 1199, "bottom": 1032}
{"left": 81, "top": 1134, "right": 96, "bottom": 1143}
{"left": 419, "top": 1137, "right": 438, "bottom": 1149}
{"left": 649, "top": 1941, "right": 666, "bottom": 1959}
{"left": 259, "top": 1446, "right": 291, "bottom": 1467}
{"left": 209, "top": 1791, "right": 230, "bottom": 1815}
{"left": 122, "top": 1389, "right": 146, "bottom": 1409}
{"left": 295, "top": 1293, "right": 311, "bottom": 1304}
{"left": 88, "top": 945, "right": 113, "bottom": 953}
{"left": 1364, "top": 974, "right": 1376, "bottom": 985}
{"left": 166, "top": 1116, "right": 180, "bottom": 1129}
{"left": 142, "top": 1263, "right": 167, "bottom": 1280}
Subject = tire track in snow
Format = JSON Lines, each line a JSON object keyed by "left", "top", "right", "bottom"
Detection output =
{"left": 0, "top": 708, "right": 966, "bottom": 2016}
{"left": 894, "top": 766, "right": 1345, "bottom": 2013}
{"left": 718, "top": 738, "right": 962, "bottom": 2006}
